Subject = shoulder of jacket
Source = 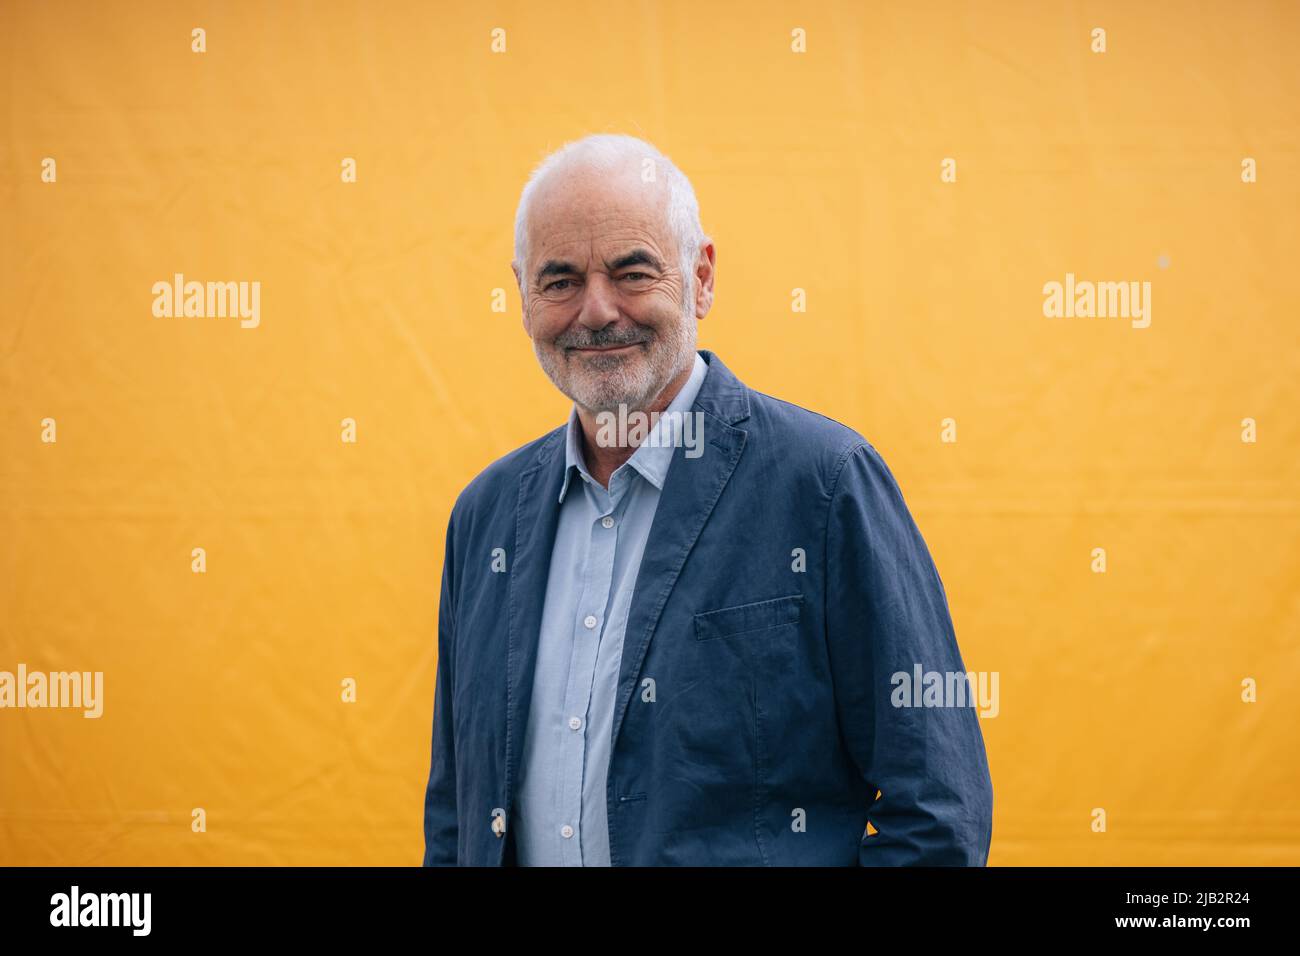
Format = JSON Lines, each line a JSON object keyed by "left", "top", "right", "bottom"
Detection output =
{"left": 450, "top": 425, "right": 565, "bottom": 521}
{"left": 743, "top": 387, "right": 876, "bottom": 467}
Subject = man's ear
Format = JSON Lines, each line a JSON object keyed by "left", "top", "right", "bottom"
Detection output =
{"left": 693, "top": 241, "right": 716, "bottom": 320}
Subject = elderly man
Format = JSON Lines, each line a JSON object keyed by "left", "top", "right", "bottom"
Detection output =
{"left": 422, "top": 133, "right": 993, "bottom": 866}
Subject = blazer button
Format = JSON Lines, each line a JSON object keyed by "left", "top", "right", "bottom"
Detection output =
{"left": 491, "top": 811, "right": 506, "bottom": 837}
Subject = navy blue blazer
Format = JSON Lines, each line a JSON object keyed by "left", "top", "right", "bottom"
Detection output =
{"left": 422, "top": 349, "right": 993, "bottom": 866}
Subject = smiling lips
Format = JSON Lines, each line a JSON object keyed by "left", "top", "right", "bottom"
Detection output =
{"left": 572, "top": 342, "right": 643, "bottom": 354}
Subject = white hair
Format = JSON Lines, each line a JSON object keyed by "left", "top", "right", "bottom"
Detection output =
{"left": 512, "top": 133, "right": 707, "bottom": 313}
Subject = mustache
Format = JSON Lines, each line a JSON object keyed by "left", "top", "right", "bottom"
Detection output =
{"left": 555, "top": 326, "right": 653, "bottom": 350}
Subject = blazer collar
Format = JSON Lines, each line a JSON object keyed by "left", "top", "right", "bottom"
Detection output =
{"left": 688, "top": 349, "right": 751, "bottom": 426}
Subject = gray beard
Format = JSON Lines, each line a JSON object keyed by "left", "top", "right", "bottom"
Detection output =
{"left": 535, "top": 317, "right": 696, "bottom": 415}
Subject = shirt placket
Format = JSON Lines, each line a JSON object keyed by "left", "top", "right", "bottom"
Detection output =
{"left": 556, "top": 473, "right": 624, "bottom": 865}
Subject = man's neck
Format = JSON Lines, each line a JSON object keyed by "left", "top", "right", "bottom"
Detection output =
{"left": 576, "top": 360, "right": 695, "bottom": 489}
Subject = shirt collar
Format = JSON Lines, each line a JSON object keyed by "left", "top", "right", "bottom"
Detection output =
{"left": 557, "top": 351, "right": 709, "bottom": 503}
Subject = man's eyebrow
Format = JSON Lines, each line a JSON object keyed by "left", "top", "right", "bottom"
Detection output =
{"left": 607, "top": 249, "right": 664, "bottom": 273}
{"left": 534, "top": 249, "right": 665, "bottom": 286}
{"left": 534, "top": 259, "right": 580, "bottom": 285}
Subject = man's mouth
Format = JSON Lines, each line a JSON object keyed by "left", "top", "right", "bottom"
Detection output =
{"left": 570, "top": 342, "right": 642, "bottom": 354}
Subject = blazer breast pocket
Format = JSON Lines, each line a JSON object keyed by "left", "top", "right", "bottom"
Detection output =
{"left": 694, "top": 594, "right": 803, "bottom": 641}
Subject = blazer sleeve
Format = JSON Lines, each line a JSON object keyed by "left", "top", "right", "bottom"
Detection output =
{"left": 422, "top": 513, "right": 459, "bottom": 866}
{"left": 824, "top": 443, "right": 993, "bottom": 866}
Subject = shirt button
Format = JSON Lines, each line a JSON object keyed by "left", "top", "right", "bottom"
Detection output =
{"left": 561, "top": 825, "right": 574, "bottom": 839}
{"left": 601, "top": 516, "right": 614, "bottom": 529}
{"left": 568, "top": 716, "right": 582, "bottom": 730}
{"left": 583, "top": 614, "right": 597, "bottom": 629}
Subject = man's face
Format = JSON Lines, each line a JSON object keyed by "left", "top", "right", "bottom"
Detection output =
{"left": 516, "top": 162, "right": 699, "bottom": 414}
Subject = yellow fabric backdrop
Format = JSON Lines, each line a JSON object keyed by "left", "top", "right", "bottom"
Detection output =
{"left": 1, "top": 0, "right": 1297, "bottom": 865}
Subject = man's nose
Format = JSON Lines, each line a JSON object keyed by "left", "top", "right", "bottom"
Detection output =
{"left": 575, "top": 272, "right": 622, "bottom": 329}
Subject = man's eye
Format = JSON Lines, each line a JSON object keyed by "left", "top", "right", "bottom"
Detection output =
{"left": 545, "top": 279, "right": 573, "bottom": 292}
{"left": 621, "top": 272, "right": 650, "bottom": 281}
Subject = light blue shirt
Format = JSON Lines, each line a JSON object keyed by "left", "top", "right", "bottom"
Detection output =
{"left": 515, "top": 351, "right": 709, "bottom": 866}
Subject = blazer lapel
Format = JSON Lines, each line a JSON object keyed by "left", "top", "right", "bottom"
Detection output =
{"left": 609, "top": 350, "right": 752, "bottom": 754}
{"left": 504, "top": 427, "right": 567, "bottom": 810}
